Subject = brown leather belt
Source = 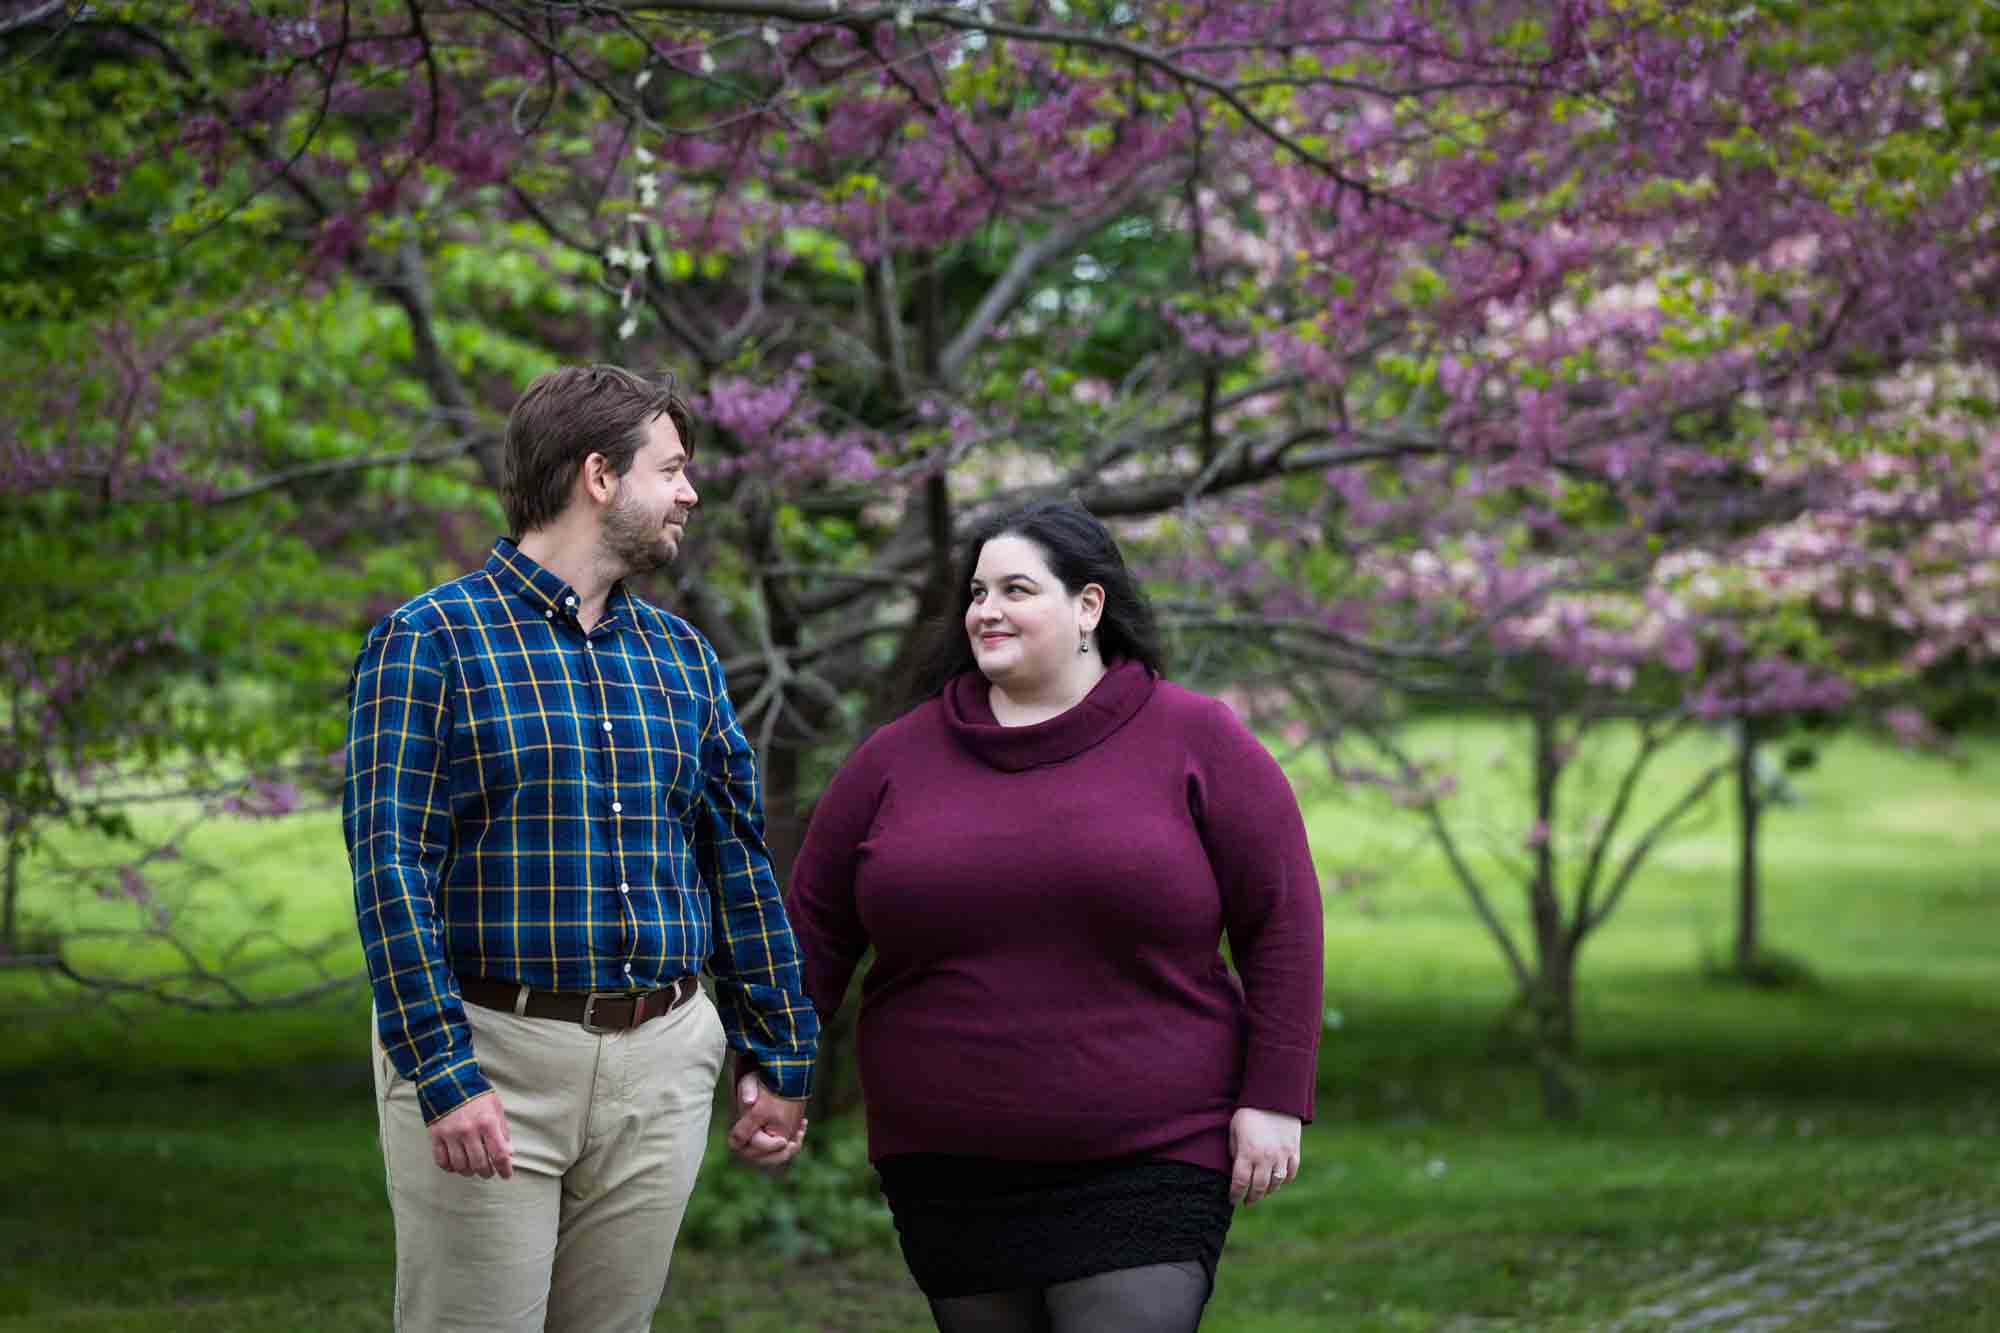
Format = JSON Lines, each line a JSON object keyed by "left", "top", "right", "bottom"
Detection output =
{"left": 458, "top": 974, "right": 699, "bottom": 1034}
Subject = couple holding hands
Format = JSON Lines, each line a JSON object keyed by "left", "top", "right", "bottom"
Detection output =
{"left": 343, "top": 365, "right": 1323, "bottom": 1333}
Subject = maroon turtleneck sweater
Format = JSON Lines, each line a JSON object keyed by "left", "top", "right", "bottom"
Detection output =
{"left": 785, "top": 660, "right": 1324, "bottom": 1173}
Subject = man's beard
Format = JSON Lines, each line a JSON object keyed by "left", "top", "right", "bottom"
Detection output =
{"left": 602, "top": 489, "right": 680, "bottom": 575}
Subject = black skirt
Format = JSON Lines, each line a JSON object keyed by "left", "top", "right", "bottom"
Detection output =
{"left": 875, "top": 1152, "right": 1235, "bottom": 1300}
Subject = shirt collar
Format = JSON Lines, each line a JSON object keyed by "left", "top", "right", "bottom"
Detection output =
{"left": 485, "top": 537, "right": 627, "bottom": 632}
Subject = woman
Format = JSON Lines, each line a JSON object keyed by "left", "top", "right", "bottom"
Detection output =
{"left": 782, "top": 499, "right": 1324, "bottom": 1332}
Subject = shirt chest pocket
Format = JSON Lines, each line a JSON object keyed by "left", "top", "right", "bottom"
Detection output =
{"left": 632, "top": 685, "right": 705, "bottom": 820}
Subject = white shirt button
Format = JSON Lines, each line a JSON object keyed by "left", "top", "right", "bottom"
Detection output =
{"left": 611, "top": 801, "right": 622, "bottom": 814}
{"left": 602, "top": 721, "right": 613, "bottom": 732}
{"left": 565, "top": 596, "right": 577, "bottom": 607}
{"left": 619, "top": 882, "right": 630, "bottom": 894}
{"left": 622, "top": 963, "right": 632, "bottom": 975}
{"left": 544, "top": 609, "right": 553, "bottom": 619}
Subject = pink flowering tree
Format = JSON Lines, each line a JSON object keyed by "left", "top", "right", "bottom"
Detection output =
{"left": 1165, "top": 289, "right": 2000, "bottom": 1110}
{"left": 0, "top": 83, "right": 500, "bottom": 997}
{"left": 0, "top": 284, "right": 500, "bottom": 1001}
{"left": 5, "top": 0, "right": 1996, "bottom": 1085}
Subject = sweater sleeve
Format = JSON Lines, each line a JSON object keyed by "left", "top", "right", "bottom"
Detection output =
{"left": 1189, "top": 698, "right": 1325, "bottom": 1121}
{"left": 783, "top": 732, "right": 887, "bottom": 1024}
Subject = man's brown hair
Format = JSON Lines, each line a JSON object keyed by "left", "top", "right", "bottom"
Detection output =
{"left": 501, "top": 365, "right": 694, "bottom": 536}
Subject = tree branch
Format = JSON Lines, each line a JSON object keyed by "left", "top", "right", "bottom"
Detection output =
{"left": 1364, "top": 724, "right": 1536, "bottom": 993}
{"left": 209, "top": 441, "right": 484, "bottom": 504}
{"left": 939, "top": 171, "right": 1173, "bottom": 385}
{"left": 613, "top": 0, "right": 1520, "bottom": 250}
{"left": 1582, "top": 756, "right": 1731, "bottom": 935}
{"left": 0, "top": 0, "right": 67, "bottom": 34}
{"left": 369, "top": 239, "right": 504, "bottom": 491}
{"left": 1567, "top": 720, "right": 1678, "bottom": 946}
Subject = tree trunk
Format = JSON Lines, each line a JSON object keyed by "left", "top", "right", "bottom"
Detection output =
{"left": 875, "top": 472, "right": 956, "bottom": 715}
{"left": 760, "top": 745, "right": 806, "bottom": 884}
{"left": 1528, "top": 704, "right": 1579, "bottom": 1117}
{"left": 1, "top": 812, "right": 20, "bottom": 957}
{"left": 1530, "top": 944, "right": 1578, "bottom": 1119}
{"left": 1734, "top": 724, "right": 1763, "bottom": 974}
{"left": 2, "top": 677, "right": 17, "bottom": 956}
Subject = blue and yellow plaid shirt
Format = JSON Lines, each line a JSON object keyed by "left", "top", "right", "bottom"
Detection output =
{"left": 342, "top": 539, "right": 818, "bottom": 1123}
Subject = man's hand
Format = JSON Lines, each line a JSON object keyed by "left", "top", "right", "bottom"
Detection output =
{"left": 727, "top": 1068, "right": 807, "bottom": 1169}
{"left": 1227, "top": 1106, "right": 1301, "bottom": 1207}
{"left": 428, "top": 1091, "right": 514, "bottom": 1180}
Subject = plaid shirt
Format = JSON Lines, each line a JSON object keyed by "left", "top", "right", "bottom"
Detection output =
{"left": 342, "top": 539, "right": 818, "bottom": 1123}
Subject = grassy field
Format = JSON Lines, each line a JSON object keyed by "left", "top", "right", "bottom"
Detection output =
{"left": 3, "top": 720, "right": 1997, "bottom": 1331}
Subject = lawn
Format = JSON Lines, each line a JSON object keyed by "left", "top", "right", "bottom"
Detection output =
{"left": 2, "top": 720, "right": 1997, "bottom": 1331}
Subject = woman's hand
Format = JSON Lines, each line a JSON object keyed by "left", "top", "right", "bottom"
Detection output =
{"left": 1227, "top": 1106, "right": 1302, "bottom": 1207}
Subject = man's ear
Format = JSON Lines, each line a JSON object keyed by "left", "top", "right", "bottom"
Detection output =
{"left": 579, "top": 451, "right": 616, "bottom": 506}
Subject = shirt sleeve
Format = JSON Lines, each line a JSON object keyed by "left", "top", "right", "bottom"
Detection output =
{"left": 691, "top": 634, "right": 820, "bottom": 1099}
{"left": 781, "top": 733, "right": 886, "bottom": 1026}
{"left": 1190, "top": 698, "right": 1325, "bottom": 1122}
{"left": 342, "top": 616, "right": 491, "bottom": 1124}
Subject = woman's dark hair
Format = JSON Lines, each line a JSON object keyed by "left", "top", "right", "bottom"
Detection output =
{"left": 903, "top": 498, "right": 1163, "bottom": 704}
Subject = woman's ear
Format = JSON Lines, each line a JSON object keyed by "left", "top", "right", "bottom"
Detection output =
{"left": 1079, "top": 582, "right": 1106, "bottom": 633}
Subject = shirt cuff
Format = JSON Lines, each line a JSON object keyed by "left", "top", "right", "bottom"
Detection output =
{"left": 739, "top": 1052, "right": 814, "bottom": 1101}
{"left": 415, "top": 1055, "right": 494, "bottom": 1125}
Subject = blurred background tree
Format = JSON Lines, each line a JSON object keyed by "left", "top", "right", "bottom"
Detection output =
{"left": 2, "top": 0, "right": 1994, "bottom": 1117}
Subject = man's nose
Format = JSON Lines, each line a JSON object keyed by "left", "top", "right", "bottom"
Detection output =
{"left": 679, "top": 479, "right": 699, "bottom": 508}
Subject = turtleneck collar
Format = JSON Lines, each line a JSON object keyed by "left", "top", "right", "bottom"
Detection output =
{"left": 941, "top": 658, "right": 1158, "bottom": 772}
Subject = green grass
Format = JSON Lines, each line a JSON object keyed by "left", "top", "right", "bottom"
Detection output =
{"left": 4, "top": 722, "right": 1998, "bottom": 1331}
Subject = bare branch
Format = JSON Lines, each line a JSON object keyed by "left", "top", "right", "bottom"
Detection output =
{"left": 1582, "top": 757, "right": 1731, "bottom": 935}
{"left": 1160, "top": 612, "right": 1462, "bottom": 665}
{"left": 209, "top": 441, "right": 484, "bottom": 504}
{"left": 1566, "top": 720, "right": 1680, "bottom": 944}
{"left": 369, "top": 240, "right": 504, "bottom": 490}
{"left": 864, "top": 241, "right": 910, "bottom": 406}
{"left": 50, "top": 943, "right": 364, "bottom": 1011}
{"left": 0, "top": 0, "right": 67, "bottom": 35}
{"left": 1074, "top": 434, "right": 1441, "bottom": 516}
{"left": 939, "top": 171, "right": 1174, "bottom": 385}
{"left": 722, "top": 618, "right": 904, "bottom": 683}
{"left": 402, "top": 0, "right": 443, "bottom": 163}
{"left": 1362, "top": 724, "right": 1535, "bottom": 992}
{"left": 611, "top": 0, "right": 859, "bottom": 18}
{"left": 665, "top": 565, "right": 749, "bottom": 662}
{"left": 633, "top": 228, "right": 725, "bottom": 366}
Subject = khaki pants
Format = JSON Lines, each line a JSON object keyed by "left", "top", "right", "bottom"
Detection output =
{"left": 371, "top": 990, "right": 727, "bottom": 1332}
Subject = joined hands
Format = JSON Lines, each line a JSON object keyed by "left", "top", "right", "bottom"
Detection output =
{"left": 728, "top": 1061, "right": 807, "bottom": 1170}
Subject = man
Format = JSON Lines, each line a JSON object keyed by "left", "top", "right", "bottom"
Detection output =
{"left": 342, "top": 364, "right": 818, "bottom": 1332}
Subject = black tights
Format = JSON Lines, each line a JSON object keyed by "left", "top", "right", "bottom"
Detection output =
{"left": 926, "top": 1260, "right": 1211, "bottom": 1333}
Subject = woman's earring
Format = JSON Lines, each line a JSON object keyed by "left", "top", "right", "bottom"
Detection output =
{"left": 1078, "top": 633, "right": 1091, "bottom": 655}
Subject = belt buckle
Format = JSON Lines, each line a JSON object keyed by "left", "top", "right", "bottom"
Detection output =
{"left": 579, "top": 992, "right": 624, "bottom": 1035}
